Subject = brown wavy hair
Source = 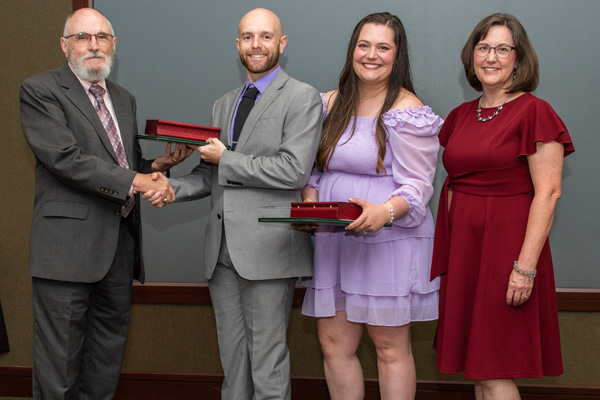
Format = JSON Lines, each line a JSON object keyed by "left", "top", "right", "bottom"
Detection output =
{"left": 316, "top": 12, "right": 415, "bottom": 174}
{"left": 461, "top": 13, "right": 539, "bottom": 93}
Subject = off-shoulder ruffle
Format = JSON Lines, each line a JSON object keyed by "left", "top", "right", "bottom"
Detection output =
{"left": 321, "top": 95, "right": 328, "bottom": 118}
{"left": 383, "top": 106, "right": 443, "bottom": 133}
{"left": 320, "top": 95, "right": 443, "bottom": 135}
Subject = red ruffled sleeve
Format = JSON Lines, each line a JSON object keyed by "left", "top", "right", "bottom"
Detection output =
{"left": 518, "top": 96, "right": 575, "bottom": 157}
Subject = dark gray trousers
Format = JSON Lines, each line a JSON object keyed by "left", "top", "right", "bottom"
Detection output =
{"left": 32, "top": 221, "right": 135, "bottom": 400}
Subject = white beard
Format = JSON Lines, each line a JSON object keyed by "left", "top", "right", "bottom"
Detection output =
{"left": 68, "top": 49, "right": 114, "bottom": 82}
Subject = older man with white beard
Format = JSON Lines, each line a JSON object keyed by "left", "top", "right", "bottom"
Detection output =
{"left": 19, "top": 8, "right": 191, "bottom": 399}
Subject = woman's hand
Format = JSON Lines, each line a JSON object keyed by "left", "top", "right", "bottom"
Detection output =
{"left": 506, "top": 140, "right": 564, "bottom": 307}
{"left": 292, "top": 223, "right": 317, "bottom": 231}
{"left": 345, "top": 198, "right": 390, "bottom": 233}
{"left": 506, "top": 268, "right": 534, "bottom": 306}
{"left": 292, "top": 191, "right": 318, "bottom": 231}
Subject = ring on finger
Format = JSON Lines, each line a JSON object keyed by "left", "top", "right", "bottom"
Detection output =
{"left": 162, "top": 198, "right": 169, "bottom": 205}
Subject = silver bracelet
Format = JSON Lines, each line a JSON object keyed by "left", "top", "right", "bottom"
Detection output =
{"left": 513, "top": 260, "right": 537, "bottom": 281}
{"left": 383, "top": 202, "right": 394, "bottom": 224}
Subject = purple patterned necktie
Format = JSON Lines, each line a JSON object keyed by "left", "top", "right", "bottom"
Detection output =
{"left": 89, "top": 84, "right": 135, "bottom": 217}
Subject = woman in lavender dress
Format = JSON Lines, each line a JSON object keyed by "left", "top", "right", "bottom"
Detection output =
{"left": 299, "top": 12, "right": 442, "bottom": 399}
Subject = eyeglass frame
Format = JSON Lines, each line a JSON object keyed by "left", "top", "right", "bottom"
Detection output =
{"left": 63, "top": 32, "right": 115, "bottom": 45}
{"left": 474, "top": 44, "right": 516, "bottom": 59}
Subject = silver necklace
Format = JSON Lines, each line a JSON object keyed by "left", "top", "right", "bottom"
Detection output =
{"left": 477, "top": 94, "right": 511, "bottom": 122}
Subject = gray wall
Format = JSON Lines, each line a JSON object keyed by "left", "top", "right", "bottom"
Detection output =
{"left": 95, "top": 0, "right": 599, "bottom": 287}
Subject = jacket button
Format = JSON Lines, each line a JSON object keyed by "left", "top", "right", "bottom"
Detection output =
{"left": 114, "top": 210, "right": 121, "bottom": 216}
{"left": 217, "top": 213, "right": 221, "bottom": 219}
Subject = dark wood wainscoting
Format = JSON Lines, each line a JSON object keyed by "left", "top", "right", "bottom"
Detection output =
{"left": 131, "top": 283, "right": 600, "bottom": 311}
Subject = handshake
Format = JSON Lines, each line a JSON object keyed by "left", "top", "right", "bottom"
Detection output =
{"left": 130, "top": 137, "right": 227, "bottom": 208}
{"left": 131, "top": 141, "right": 196, "bottom": 208}
{"left": 133, "top": 172, "right": 175, "bottom": 208}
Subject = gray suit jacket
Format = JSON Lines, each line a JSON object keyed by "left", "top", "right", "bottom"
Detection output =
{"left": 172, "top": 69, "right": 322, "bottom": 280}
{"left": 20, "top": 62, "right": 153, "bottom": 283}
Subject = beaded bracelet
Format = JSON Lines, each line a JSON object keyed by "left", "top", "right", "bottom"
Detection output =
{"left": 383, "top": 201, "right": 394, "bottom": 225}
{"left": 513, "top": 260, "right": 537, "bottom": 281}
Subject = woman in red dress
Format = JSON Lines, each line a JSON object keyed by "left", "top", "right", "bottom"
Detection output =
{"left": 432, "top": 13, "right": 574, "bottom": 399}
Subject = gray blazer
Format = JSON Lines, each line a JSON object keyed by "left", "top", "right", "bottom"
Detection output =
{"left": 20, "top": 62, "right": 152, "bottom": 283}
{"left": 172, "top": 69, "right": 322, "bottom": 280}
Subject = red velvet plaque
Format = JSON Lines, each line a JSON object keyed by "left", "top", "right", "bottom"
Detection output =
{"left": 145, "top": 120, "right": 220, "bottom": 141}
{"left": 290, "top": 202, "right": 362, "bottom": 220}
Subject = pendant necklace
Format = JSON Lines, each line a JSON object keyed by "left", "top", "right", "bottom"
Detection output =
{"left": 477, "top": 93, "right": 511, "bottom": 122}
{"left": 360, "top": 89, "right": 385, "bottom": 103}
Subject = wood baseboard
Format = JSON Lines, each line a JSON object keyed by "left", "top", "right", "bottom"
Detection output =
{"left": 131, "top": 283, "right": 600, "bottom": 311}
{"left": 0, "top": 367, "right": 31, "bottom": 397}
{"left": 2, "top": 367, "right": 599, "bottom": 399}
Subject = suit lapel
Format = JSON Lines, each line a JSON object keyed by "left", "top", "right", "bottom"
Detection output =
{"left": 222, "top": 87, "right": 244, "bottom": 147}
{"left": 59, "top": 63, "right": 120, "bottom": 164}
{"left": 235, "top": 70, "right": 289, "bottom": 151}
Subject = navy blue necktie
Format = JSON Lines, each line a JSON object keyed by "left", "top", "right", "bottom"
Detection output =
{"left": 232, "top": 85, "right": 259, "bottom": 150}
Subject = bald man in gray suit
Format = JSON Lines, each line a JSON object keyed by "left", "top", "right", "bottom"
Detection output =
{"left": 20, "top": 8, "right": 190, "bottom": 399}
{"left": 147, "top": 8, "right": 322, "bottom": 400}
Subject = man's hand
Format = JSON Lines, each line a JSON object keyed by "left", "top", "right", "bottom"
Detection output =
{"left": 196, "top": 138, "right": 226, "bottom": 165}
{"left": 151, "top": 142, "right": 194, "bottom": 172}
{"left": 133, "top": 172, "right": 175, "bottom": 208}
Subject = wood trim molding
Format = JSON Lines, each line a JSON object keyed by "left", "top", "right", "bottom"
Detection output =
{"left": 132, "top": 282, "right": 600, "bottom": 311}
{"left": 1, "top": 368, "right": 599, "bottom": 399}
{"left": 0, "top": 367, "right": 32, "bottom": 397}
{"left": 131, "top": 282, "right": 308, "bottom": 307}
{"left": 557, "top": 288, "right": 600, "bottom": 311}
{"left": 131, "top": 282, "right": 213, "bottom": 305}
{"left": 73, "top": 0, "right": 94, "bottom": 10}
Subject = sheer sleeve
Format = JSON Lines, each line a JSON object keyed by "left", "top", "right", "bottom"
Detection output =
{"left": 320, "top": 93, "right": 330, "bottom": 119}
{"left": 384, "top": 106, "right": 442, "bottom": 227}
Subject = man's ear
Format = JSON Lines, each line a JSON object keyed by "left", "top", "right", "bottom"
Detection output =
{"left": 60, "top": 38, "right": 69, "bottom": 59}
{"left": 279, "top": 35, "right": 287, "bottom": 53}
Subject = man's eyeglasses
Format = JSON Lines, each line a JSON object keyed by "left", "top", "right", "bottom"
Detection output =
{"left": 474, "top": 44, "right": 515, "bottom": 58}
{"left": 63, "top": 32, "right": 114, "bottom": 46}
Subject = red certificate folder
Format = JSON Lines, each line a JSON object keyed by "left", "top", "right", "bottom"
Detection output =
{"left": 290, "top": 202, "right": 362, "bottom": 220}
{"left": 258, "top": 201, "right": 390, "bottom": 227}
{"left": 144, "top": 120, "right": 220, "bottom": 142}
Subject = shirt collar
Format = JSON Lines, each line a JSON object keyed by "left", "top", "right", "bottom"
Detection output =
{"left": 245, "top": 66, "right": 281, "bottom": 94}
